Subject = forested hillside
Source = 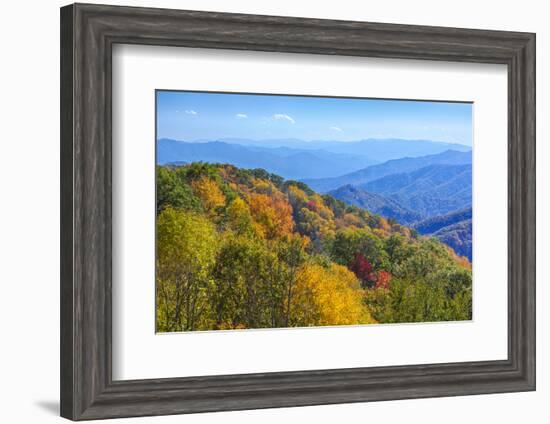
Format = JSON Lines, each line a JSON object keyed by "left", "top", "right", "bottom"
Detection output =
{"left": 432, "top": 220, "right": 472, "bottom": 261}
{"left": 156, "top": 162, "right": 472, "bottom": 332}
{"left": 359, "top": 163, "right": 472, "bottom": 217}
{"left": 414, "top": 208, "right": 472, "bottom": 234}
{"left": 322, "top": 151, "right": 473, "bottom": 258}
{"left": 414, "top": 208, "right": 473, "bottom": 260}
{"left": 329, "top": 185, "right": 422, "bottom": 225}
{"left": 304, "top": 149, "right": 471, "bottom": 193}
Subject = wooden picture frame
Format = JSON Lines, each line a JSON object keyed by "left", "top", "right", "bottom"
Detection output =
{"left": 60, "top": 3, "right": 536, "bottom": 420}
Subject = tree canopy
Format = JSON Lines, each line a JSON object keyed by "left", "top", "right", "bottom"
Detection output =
{"left": 156, "top": 163, "right": 472, "bottom": 332}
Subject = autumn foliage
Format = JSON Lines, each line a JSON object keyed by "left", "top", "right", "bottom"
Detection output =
{"left": 248, "top": 192, "right": 294, "bottom": 239}
{"left": 156, "top": 163, "right": 472, "bottom": 332}
{"left": 349, "top": 253, "right": 375, "bottom": 288}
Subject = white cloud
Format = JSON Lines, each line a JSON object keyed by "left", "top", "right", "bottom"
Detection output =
{"left": 236, "top": 113, "right": 248, "bottom": 119}
{"left": 272, "top": 113, "right": 295, "bottom": 124}
{"left": 330, "top": 126, "right": 343, "bottom": 132}
{"left": 185, "top": 110, "right": 197, "bottom": 115}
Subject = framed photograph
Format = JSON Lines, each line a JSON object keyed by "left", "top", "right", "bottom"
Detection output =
{"left": 60, "top": 3, "right": 536, "bottom": 420}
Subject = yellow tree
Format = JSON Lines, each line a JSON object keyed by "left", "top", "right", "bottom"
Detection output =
{"left": 248, "top": 192, "right": 294, "bottom": 239}
{"left": 287, "top": 184, "right": 308, "bottom": 209}
{"left": 296, "top": 207, "right": 336, "bottom": 247}
{"left": 290, "top": 263, "right": 375, "bottom": 326}
{"left": 191, "top": 176, "right": 226, "bottom": 217}
{"left": 336, "top": 212, "right": 362, "bottom": 230}
{"left": 309, "top": 194, "right": 335, "bottom": 221}
{"left": 226, "top": 196, "right": 254, "bottom": 235}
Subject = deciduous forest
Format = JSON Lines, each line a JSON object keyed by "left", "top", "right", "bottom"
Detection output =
{"left": 156, "top": 163, "right": 472, "bottom": 332}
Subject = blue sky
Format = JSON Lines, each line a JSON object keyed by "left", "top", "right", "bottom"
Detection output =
{"left": 156, "top": 90, "right": 473, "bottom": 146}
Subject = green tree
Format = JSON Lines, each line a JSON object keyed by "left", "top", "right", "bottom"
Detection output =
{"left": 275, "top": 235, "right": 309, "bottom": 325}
{"left": 383, "top": 233, "right": 412, "bottom": 273}
{"left": 156, "top": 166, "right": 201, "bottom": 213}
{"left": 211, "top": 236, "right": 288, "bottom": 329}
{"left": 156, "top": 207, "right": 218, "bottom": 332}
{"left": 155, "top": 163, "right": 473, "bottom": 331}
{"left": 331, "top": 228, "right": 389, "bottom": 270}
{"left": 225, "top": 197, "right": 254, "bottom": 236}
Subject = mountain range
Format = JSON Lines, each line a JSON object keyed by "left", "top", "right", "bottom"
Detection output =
{"left": 359, "top": 163, "right": 472, "bottom": 217}
{"left": 329, "top": 185, "right": 423, "bottom": 225}
{"left": 413, "top": 207, "right": 472, "bottom": 235}
{"left": 157, "top": 139, "right": 377, "bottom": 179}
{"left": 414, "top": 208, "right": 473, "bottom": 260}
{"left": 432, "top": 220, "right": 472, "bottom": 261}
{"left": 158, "top": 138, "right": 471, "bottom": 180}
{"left": 303, "top": 149, "right": 472, "bottom": 193}
{"left": 157, "top": 137, "right": 472, "bottom": 259}
{"left": 330, "top": 185, "right": 473, "bottom": 259}
{"left": 325, "top": 153, "right": 472, "bottom": 259}
{"left": 212, "top": 137, "right": 471, "bottom": 163}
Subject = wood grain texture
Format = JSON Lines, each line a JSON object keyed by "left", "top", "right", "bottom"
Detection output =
{"left": 60, "top": 4, "right": 74, "bottom": 419}
{"left": 60, "top": 3, "right": 536, "bottom": 420}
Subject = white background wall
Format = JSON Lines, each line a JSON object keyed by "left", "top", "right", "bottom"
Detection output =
{"left": 0, "top": 0, "right": 546, "bottom": 422}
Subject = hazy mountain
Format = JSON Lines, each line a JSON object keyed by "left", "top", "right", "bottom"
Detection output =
{"left": 328, "top": 173, "right": 472, "bottom": 258}
{"left": 158, "top": 138, "right": 473, "bottom": 258}
{"left": 329, "top": 185, "right": 423, "bottom": 224}
{"left": 216, "top": 137, "right": 471, "bottom": 163}
{"left": 330, "top": 188, "right": 473, "bottom": 259}
{"left": 433, "top": 220, "right": 472, "bottom": 260}
{"left": 414, "top": 207, "right": 472, "bottom": 235}
{"left": 412, "top": 208, "right": 472, "bottom": 260}
{"left": 304, "top": 149, "right": 472, "bottom": 193}
{"left": 360, "top": 163, "right": 472, "bottom": 217}
{"left": 314, "top": 138, "right": 471, "bottom": 163}
{"left": 243, "top": 145, "right": 377, "bottom": 168}
{"left": 157, "top": 139, "right": 377, "bottom": 180}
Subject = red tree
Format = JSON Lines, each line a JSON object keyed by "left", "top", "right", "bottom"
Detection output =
{"left": 306, "top": 200, "right": 318, "bottom": 213}
{"left": 374, "top": 270, "right": 392, "bottom": 290}
{"left": 348, "top": 253, "right": 376, "bottom": 288}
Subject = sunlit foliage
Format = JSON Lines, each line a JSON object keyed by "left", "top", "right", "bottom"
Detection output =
{"left": 156, "top": 207, "right": 219, "bottom": 331}
{"left": 291, "top": 263, "right": 375, "bottom": 326}
{"left": 248, "top": 192, "right": 294, "bottom": 239}
{"left": 191, "top": 176, "right": 226, "bottom": 218}
{"left": 155, "top": 163, "right": 472, "bottom": 332}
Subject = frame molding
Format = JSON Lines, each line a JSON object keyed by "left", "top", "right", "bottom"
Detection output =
{"left": 60, "top": 3, "right": 535, "bottom": 420}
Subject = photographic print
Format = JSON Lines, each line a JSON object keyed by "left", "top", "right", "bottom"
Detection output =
{"left": 155, "top": 90, "right": 473, "bottom": 333}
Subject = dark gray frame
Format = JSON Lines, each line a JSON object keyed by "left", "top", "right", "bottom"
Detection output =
{"left": 60, "top": 3, "right": 536, "bottom": 421}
